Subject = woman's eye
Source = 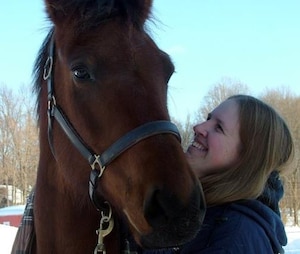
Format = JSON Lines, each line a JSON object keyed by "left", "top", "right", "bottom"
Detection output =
{"left": 216, "top": 124, "right": 223, "bottom": 132}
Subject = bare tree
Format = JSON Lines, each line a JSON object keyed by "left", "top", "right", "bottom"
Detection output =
{"left": 261, "top": 87, "right": 300, "bottom": 225}
{"left": 195, "top": 77, "right": 250, "bottom": 122}
{"left": 0, "top": 86, "right": 18, "bottom": 205}
{"left": 172, "top": 114, "right": 195, "bottom": 152}
{"left": 0, "top": 85, "right": 38, "bottom": 205}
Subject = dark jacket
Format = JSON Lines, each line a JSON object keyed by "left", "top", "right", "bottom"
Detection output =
{"left": 143, "top": 200, "right": 287, "bottom": 254}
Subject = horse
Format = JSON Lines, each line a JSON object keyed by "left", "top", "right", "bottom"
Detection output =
{"left": 12, "top": 0, "right": 205, "bottom": 253}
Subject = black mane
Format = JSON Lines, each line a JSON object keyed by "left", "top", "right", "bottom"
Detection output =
{"left": 47, "top": 0, "right": 148, "bottom": 32}
{"left": 33, "top": 29, "right": 53, "bottom": 118}
{"left": 73, "top": 0, "right": 146, "bottom": 29}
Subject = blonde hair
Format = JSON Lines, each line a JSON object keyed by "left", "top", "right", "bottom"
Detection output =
{"left": 201, "top": 95, "right": 294, "bottom": 206}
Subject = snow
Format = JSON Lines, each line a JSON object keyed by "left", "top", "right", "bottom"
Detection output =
{"left": 0, "top": 224, "right": 299, "bottom": 253}
{"left": 0, "top": 224, "right": 18, "bottom": 253}
{"left": 284, "top": 226, "right": 300, "bottom": 253}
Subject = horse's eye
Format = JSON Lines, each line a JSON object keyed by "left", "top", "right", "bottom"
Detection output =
{"left": 73, "top": 67, "right": 92, "bottom": 80}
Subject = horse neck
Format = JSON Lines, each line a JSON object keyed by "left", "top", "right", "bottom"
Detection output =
{"left": 34, "top": 120, "right": 124, "bottom": 253}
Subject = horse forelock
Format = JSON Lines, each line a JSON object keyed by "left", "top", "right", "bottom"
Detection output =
{"left": 46, "top": 0, "right": 152, "bottom": 32}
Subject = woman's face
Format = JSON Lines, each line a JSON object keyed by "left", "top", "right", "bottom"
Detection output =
{"left": 185, "top": 99, "right": 242, "bottom": 178}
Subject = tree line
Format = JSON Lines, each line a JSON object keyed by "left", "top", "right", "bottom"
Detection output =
{"left": 0, "top": 85, "right": 38, "bottom": 207}
{"left": 0, "top": 79, "right": 299, "bottom": 225}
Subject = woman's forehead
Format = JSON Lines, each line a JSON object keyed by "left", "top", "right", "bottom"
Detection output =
{"left": 212, "top": 99, "right": 240, "bottom": 129}
{"left": 213, "top": 99, "right": 238, "bottom": 116}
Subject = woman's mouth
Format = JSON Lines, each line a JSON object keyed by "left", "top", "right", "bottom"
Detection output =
{"left": 192, "top": 141, "right": 207, "bottom": 151}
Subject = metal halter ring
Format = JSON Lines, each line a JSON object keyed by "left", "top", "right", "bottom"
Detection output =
{"left": 43, "top": 56, "right": 53, "bottom": 80}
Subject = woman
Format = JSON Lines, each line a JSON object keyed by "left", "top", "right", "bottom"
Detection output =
{"left": 143, "top": 95, "right": 294, "bottom": 254}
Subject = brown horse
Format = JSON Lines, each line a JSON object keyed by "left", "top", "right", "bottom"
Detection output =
{"left": 12, "top": 0, "right": 205, "bottom": 253}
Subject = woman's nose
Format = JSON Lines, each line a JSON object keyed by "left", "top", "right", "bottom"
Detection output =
{"left": 193, "top": 123, "right": 208, "bottom": 137}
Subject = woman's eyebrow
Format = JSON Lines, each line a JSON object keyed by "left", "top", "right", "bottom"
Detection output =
{"left": 208, "top": 112, "right": 220, "bottom": 121}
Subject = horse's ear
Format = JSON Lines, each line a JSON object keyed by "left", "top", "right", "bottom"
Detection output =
{"left": 44, "top": 0, "right": 154, "bottom": 26}
{"left": 44, "top": 0, "right": 74, "bottom": 25}
{"left": 135, "top": 0, "right": 153, "bottom": 23}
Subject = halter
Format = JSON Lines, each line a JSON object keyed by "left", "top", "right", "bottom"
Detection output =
{"left": 43, "top": 32, "right": 182, "bottom": 211}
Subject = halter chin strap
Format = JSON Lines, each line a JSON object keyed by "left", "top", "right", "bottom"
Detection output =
{"left": 43, "top": 31, "right": 182, "bottom": 210}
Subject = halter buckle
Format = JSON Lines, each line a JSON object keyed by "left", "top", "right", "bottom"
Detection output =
{"left": 47, "top": 95, "right": 56, "bottom": 109}
{"left": 91, "top": 155, "right": 106, "bottom": 178}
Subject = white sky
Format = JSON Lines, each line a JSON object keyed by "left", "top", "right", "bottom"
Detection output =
{"left": 1, "top": 0, "right": 300, "bottom": 121}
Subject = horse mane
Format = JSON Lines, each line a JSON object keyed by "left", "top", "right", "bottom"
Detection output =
{"left": 32, "top": 29, "right": 53, "bottom": 120}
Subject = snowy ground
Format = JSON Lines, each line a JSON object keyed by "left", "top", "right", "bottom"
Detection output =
{"left": 1, "top": 224, "right": 299, "bottom": 253}
{"left": 284, "top": 226, "right": 300, "bottom": 253}
{"left": 0, "top": 224, "right": 18, "bottom": 253}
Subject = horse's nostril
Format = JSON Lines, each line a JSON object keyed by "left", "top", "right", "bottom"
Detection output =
{"left": 141, "top": 184, "right": 205, "bottom": 248}
{"left": 144, "top": 188, "right": 180, "bottom": 227}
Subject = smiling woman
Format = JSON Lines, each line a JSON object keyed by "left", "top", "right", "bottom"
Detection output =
{"left": 144, "top": 94, "right": 294, "bottom": 254}
{"left": 186, "top": 99, "right": 241, "bottom": 178}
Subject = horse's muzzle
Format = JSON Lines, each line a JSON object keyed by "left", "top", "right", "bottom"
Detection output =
{"left": 141, "top": 182, "right": 206, "bottom": 248}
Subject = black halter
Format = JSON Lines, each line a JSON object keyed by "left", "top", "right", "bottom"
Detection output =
{"left": 43, "top": 32, "right": 181, "bottom": 210}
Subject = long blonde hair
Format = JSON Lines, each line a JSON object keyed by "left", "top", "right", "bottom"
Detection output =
{"left": 201, "top": 95, "right": 294, "bottom": 206}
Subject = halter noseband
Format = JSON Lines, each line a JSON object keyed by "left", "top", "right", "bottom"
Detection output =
{"left": 43, "top": 32, "right": 182, "bottom": 211}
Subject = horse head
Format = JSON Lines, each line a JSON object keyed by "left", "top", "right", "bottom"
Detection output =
{"left": 32, "top": 0, "right": 205, "bottom": 252}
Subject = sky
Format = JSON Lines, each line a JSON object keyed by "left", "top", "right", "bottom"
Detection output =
{"left": 1, "top": 1, "right": 300, "bottom": 121}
